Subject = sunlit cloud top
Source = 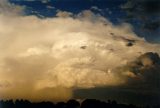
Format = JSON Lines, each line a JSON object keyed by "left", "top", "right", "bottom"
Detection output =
{"left": 0, "top": 0, "right": 159, "bottom": 104}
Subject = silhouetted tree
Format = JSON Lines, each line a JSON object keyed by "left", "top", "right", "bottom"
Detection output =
{"left": 66, "top": 99, "right": 80, "bottom": 108}
{"left": 0, "top": 98, "right": 156, "bottom": 108}
{"left": 56, "top": 102, "right": 66, "bottom": 108}
{"left": 81, "top": 99, "right": 102, "bottom": 108}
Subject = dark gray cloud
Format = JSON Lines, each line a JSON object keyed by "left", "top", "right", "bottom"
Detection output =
{"left": 121, "top": 0, "right": 160, "bottom": 42}
{"left": 116, "top": 52, "right": 160, "bottom": 93}
{"left": 74, "top": 52, "right": 160, "bottom": 105}
{"left": 124, "top": 52, "right": 160, "bottom": 91}
{"left": 121, "top": 0, "right": 160, "bottom": 20}
{"left": 74, "top": 86, "right": 160, "bottom": 106}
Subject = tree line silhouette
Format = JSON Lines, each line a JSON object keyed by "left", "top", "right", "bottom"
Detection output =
{"left": 0, "top": 99, "right": 159, "bottom": 108}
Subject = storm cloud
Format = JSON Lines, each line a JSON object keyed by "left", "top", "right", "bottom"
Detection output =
{"left": 0, "top": 0, "right": 160, "bottom": 102}
{"left": 74, "top": 52, "right": 160, "bottom": 105}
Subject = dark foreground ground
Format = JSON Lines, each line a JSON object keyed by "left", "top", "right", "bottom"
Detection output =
{"left": 0, "top": 99, "right": 160, "bottom": 108}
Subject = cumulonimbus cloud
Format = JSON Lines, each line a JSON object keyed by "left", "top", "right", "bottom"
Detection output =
{"left": 0, "top": 0, "right": 160, "bottom": 101}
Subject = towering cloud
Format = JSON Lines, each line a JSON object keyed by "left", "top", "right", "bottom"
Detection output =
{"left": 0, "top": 0, "right": 159, "bottom": 102}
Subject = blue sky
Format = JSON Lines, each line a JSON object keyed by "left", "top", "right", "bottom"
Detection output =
{"left": 9, "top": 0, "right": 160, "bottom": 43}
{"left": 9, "top": 0, "right": 126, "bottom": 21}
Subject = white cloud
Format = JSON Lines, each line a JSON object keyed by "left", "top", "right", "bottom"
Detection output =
{"left": 0, "top": 0, "right": 24, "bottom": 16}
{"left": 0, "top": 1, "right": 160, "bottom": 101}
{"left": 56, "top": 10, "right": 73, "bottom": 18}
{"left": 41, "top": 0, "right": 51, "bottom": 4}
{"left": 91, "top": 6, "right": 102, "bottom": 11}
{"left": 46, "top": 5, "right": 55, "bottom": 9}
{"left": 24, "top": 0, "right": 35, "bottom": 1}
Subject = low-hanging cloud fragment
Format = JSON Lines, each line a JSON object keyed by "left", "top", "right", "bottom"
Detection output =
{"left": 0, "top": 0, "right": 160, "bottom": 101}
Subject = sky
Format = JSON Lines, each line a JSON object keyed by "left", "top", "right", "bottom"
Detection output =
{"left": 0, "top": 0, "right": 160, "bottom": 106}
